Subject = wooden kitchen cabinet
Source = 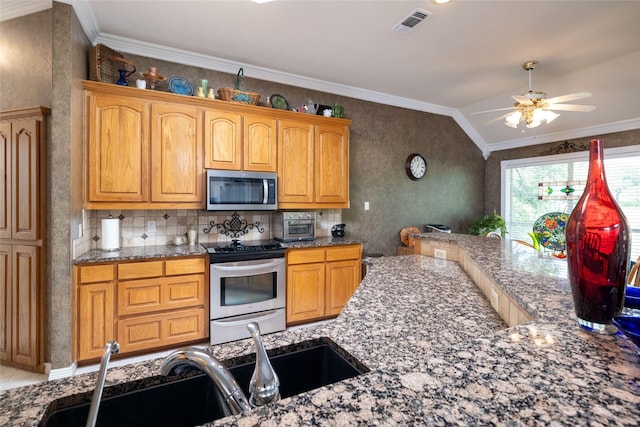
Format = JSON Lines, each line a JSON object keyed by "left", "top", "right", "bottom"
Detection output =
{"left": 150, "top": 102, "right": 203, "bottom": 203}
{"left": 278, "top": 120, "right": 350, "bottom": 209}
{"left": 204, "top": 111, "right": 277, "bottom": 172}
{"left": 286, "top": 244, "right": 361, "bottom": 325}
{"left": 84, "top": 82, "right": 203, "bottom": 209}
{"left": 86, "top": 92, "right": 149, "bottom": 203}
{"left": 74, "top": 256, "right": 207, "bottom": 363}
{"left": 278, "top": 120, "right": 315, "bottom": 205}
{"left": 0, "top": 107, "right": 48, "bottom": 372}
{"left": 315, "top": 124, "right": 350, "bottom": 205}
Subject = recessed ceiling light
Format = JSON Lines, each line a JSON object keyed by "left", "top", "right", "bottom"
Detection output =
{"left": 434, "top": 0, "right": 451, "bottom": 4}
{"left": 251, "top": 0, "right": 274, "bottom": 3}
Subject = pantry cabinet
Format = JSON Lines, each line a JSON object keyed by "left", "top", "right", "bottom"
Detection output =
{"left": 74, "top": 256, "right": 207, "bottom": 362}
{"left": 0, "top": 107, "right": 48, "bottom": 372}
{"left": 278, "top": 120, "right": 350, "bottom": 209}
{"left": 286, "top": 244, "right": 361, "bottom": 325}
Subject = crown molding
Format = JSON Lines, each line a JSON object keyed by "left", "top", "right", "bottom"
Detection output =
{"left": 0, "top": 0, "right": 51, "bottom": 22}
{"left": 452, "top": 110, "right": 490, "bottom": 159}
{"left": 67, "top": 0, "right": 99, "bottom": 42}
{"left": 95, "top": 32, "right": 456, "bottom": 118}
{"left": 486, "top": 117, "right": 640, "bottom": 153}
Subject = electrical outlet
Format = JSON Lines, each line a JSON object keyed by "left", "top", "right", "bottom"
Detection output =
{"left": 147, "top": 221, "right": 156, "bottom": 234}
{"left": 364, "top": 201, "right": 370, "bottom": 210}
{"left": 78, "top": 224, "right": 83, "bottom": 238}
{"left": 434, "top": 248, "right": 447, "bottom": 260}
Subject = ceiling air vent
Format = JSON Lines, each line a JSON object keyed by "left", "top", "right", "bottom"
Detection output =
{"left": 392, "top": 8, "right": 432, "bottom": 33}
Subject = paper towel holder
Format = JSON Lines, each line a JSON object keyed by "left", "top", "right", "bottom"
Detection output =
{"left": 101, "top": 215, "right": 121, "bottom": 252}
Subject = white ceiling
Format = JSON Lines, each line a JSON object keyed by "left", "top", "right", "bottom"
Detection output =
{"left": 3, "top": 0, "right": 640, "bottom": 156}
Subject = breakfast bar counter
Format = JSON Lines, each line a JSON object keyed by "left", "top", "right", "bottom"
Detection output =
{"left": 1, "top": 234, "right": 639, "bottom": 426}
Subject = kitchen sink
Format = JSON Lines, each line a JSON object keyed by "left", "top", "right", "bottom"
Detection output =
{"left": 39, "top": 337, "right": 369, "bottom": 427}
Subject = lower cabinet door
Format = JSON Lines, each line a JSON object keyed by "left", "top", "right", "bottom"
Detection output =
{"left": 286, "top": 263, "right": 325, "bottom": 324}
{"left": 78, "top": 282, "right": 115, "bottom": 361}
{"left": 117, "top": 307, "right": 205, "bottom": 353}
{"left": 325, "top": 259, "right": 360, "bottom": 316}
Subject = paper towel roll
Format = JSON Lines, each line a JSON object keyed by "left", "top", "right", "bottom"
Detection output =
{"left": 101, "top": 218, "right": 120, "bottom": 251}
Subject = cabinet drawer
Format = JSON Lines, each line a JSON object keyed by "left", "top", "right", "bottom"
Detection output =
{"left": 287, "top": 248, "right": 325, "bottom": 264}
{"left": 165, "top": 257, "right": 205, "bottom": 276}
{"left": 117, "top": 275, "right": 204, "bottom": 316}
{"left": 117, "top": 307, "right": 206, "bottom": 353}
{"left": 117, "top": 278, "right": 163, "bottom": 316}
{"left": 326, "top": 245, "right": 361, "bottom": 262}
{"left": 79, "top": 264, "right": 115, "bottom": 283}
{"left": 118, "top": 261, "right": 163, "bottom": 280}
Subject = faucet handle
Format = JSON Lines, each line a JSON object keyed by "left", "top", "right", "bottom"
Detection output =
{"left": 246, "top": 322, "right": 280, "bottom": 406}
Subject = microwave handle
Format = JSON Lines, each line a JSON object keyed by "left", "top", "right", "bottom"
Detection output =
{"left": 263, "top": 179, "right": 268, "bottom": 204}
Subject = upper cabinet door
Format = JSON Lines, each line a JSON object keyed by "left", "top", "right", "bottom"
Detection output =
{"left": 204, "top": 110, "right": 242, "bottom": 170}
{"left": 12, "top": 119, "right": 41, "bottom": 240}
{"left": 315, "top": 124, "right": 349, "bottom": 205}
{"left": 150, "top": 103, "right": 203, "bottom": 203}
{"left": 278, "top": 120, "right": 315, "bottom": 204}
{"left": 0, "top": 121, "right": 12, "bottom": 240}
{"left": 243, "top": 114, "right": 277, "bottom": 172}
{"left": 87, "top": 94, "right": 149, "bottom": 202}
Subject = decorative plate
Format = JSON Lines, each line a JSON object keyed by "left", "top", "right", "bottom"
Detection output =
{"left": 270, "top": 94, "right": 289, "bottom": 110}
{"left": 168, "top": 77, "right": 194, "bottom": 96}
{"left": 532, "top": 212, "right": 569, "bottom": 251}
{"left": 625, "top": 286, "right": 640, "bottom": 310}
{"left": 612, "top": 316, "right": 640, "bottom": 348}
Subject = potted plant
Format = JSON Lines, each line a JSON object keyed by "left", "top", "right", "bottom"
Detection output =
{"left": 468, "top": 212, "right": 508, "bottom": 237}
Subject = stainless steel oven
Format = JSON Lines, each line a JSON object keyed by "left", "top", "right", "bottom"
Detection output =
{"left": 204, "top": 240, "right": 286, "bottom": 345}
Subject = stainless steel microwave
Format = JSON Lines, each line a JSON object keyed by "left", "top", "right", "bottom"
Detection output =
{"left": 206, "top": 170, "right": 277, "bottom": 211}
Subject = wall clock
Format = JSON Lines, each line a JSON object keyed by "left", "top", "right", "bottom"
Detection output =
{"left": 405, "top": 153, "right": 427, "bottom": 180}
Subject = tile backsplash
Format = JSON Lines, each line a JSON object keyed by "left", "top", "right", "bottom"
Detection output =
{"left": 73, "top": 209, "right": 343, "bottom": 258}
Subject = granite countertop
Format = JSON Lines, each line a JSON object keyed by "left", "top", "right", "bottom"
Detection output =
{"left": 3, "top": 234, "right": 639, "bottom": 426}
{"left": 279, "top": 235, "right": 363, "bottom": 249}
{"left": 73, "top": 244, "right": 208, "bottom": 264}
{"left": 73, "top": 237, "right": 363, "bottom": 264}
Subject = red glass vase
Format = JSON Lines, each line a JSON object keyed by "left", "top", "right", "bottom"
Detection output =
{"left": 566, "top": 139, "right": 630, "bottom": 332}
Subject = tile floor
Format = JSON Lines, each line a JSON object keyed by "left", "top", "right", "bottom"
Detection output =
{"left": 0, "top": 319, "right": 335, "bottom": 391}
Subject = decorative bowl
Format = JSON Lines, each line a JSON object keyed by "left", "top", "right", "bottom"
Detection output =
{"left": 612, "top": 316, "right": 640, "bottom": 347}
{"left": 625, "top": 286, "right": 640, "bottom": 310}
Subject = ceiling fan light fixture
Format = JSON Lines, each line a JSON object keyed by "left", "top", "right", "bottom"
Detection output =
{"left": 506, "top": 111, "right": 522, "bottom": 127}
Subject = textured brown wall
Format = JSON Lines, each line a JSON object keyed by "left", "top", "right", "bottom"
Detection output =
{"left": 1, "top": 2, "right": 89, "bottom": 368}
{"left": 124, "top": 54, "right": 486, "bottom": 256}
{"left": 0, "top": 9, "right": 52, "bottom": 109}
{"left": 485, "top": 129, "right": 640, "bottom": 214}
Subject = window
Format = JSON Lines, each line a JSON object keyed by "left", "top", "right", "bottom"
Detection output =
{"left": 501, "top": 145, "right": 640, "bottom": 261}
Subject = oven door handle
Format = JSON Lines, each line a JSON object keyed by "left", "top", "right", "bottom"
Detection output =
{"left": 211, "top": 259, "right": 284, "bottom": 272}
{"left": 211, "top": 309, "right": 283, "bottom": 326}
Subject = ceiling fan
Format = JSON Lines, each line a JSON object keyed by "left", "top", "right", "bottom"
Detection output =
{"left": 473, "top": 61, "right": 596, "bottom": 129}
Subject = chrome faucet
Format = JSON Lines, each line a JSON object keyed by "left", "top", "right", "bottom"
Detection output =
{"left": 86, "top": 340, "right": 119, "bottom": 427}
{"left": 247, "top": 322, "right": 280, "bottom": 406}
{"left": 160, "top": 347, "right": 252, "bottom": 416}
{"left": 160, "top": 322, "right": 279, "bottom": 417}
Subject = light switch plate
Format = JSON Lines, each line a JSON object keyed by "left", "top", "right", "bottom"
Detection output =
{"left": 147, "top": 221, "right": 156, "bottom": 234}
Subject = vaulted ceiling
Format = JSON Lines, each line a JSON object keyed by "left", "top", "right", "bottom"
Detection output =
{"left": 3, "top": 0, "right": 640, "bottom": 156}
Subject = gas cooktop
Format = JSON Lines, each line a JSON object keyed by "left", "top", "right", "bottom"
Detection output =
{"left": 202, "top": 239, "right": 285, "bottom": 262}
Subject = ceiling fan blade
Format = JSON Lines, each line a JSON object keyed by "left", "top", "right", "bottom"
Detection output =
{"left": 485, "top": 112, "right": 512, "bottom": 125}
{"left": 546, "top": 103, "right": 596, "bottom": 112}
{"left": 545, "top": 91, "right": 593, "bottom": 105}
{"left": 512, "top": 95, "right": 533, "bottom": 105}
{"left": 471, "top": 107, "right": 514, "bottom": 115}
